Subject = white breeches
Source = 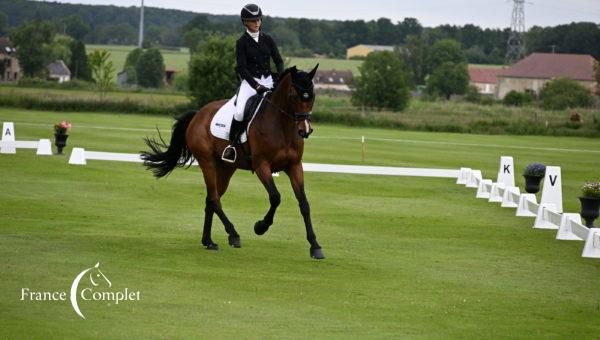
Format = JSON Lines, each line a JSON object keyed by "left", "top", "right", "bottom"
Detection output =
{"left": 234, "top": 75, "right": 273, "bottom": 121}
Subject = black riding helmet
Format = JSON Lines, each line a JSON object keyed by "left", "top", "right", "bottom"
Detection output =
{"left": 241, "top": 4, "right": 262, "bottom": 22}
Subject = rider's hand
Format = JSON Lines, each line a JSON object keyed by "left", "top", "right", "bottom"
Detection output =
{"left": 256, "top": 85, "right": 268, "bottom": 94}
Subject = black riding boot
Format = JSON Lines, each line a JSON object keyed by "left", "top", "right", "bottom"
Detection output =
{"left": 221, "top": 119, "right": 244, "bottom": 163}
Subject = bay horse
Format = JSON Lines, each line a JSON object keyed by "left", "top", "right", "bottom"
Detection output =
{"left": 141, "top": 65, "right": 324, "bottom": 259}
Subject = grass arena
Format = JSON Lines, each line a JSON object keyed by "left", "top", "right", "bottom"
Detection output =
{"left": 1, "top": 107, "right": 600, "bottom": 337}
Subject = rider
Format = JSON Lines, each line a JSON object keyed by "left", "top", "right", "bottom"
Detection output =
{"left": 221, "top": 3, "right": 284, "bottom": 163}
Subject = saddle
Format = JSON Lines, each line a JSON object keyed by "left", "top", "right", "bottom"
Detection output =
{"left": 239, "top": 91, "right": 269, "bottom": 127}
{"left": 209, "top": 91, "right": 270, "bottom": 144}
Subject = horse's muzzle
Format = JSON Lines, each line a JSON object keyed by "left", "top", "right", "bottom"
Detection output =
{"left": 298, "top": 128, "right": 313, "bottom": 139}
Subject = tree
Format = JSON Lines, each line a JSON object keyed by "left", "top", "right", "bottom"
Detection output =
{"left": 374, "top": 18, "right": 397, "bottom": 45}
{"left": 539, "top": 78, "right": 594, "bottom": 110}
{"left": 425, "top": 62, "right": 469, "bottom": 99}
{"left": 188, "top": 34, "right": 238, "bottom": 107}
{"left": 69, "top": 40, "right": 91, "bottom": 80}
{"left": 63, "top": 15, "right": 90, "bottom": 40}
{"left": 88, "top": 50, "right": 115, "bottom": 100}
{"left": 425, "top": 39, "right": 466, "bottom": 75}
{"left": 145, "top": 25, "right": 162, "bottom": 46}
{"left": 123, "top": 48, "right": 144, "bottom": 84}
{"left": 0, "top": 11, "right": 7, "bottom": 36}
{"left": 397, "top": 18, "right": 422, "bottom": 43}
{"left": 50, "top": 34, "right": 74, "bottom": 63}
{"left": 351, "top": 51, "right": 411, "bottom": 111}
{"left": 135, "top": 48, "right": 165, "bottom": 88}
{"left": 401, "top": 34, "right": 428, "bottom": 86}
{"left": 10, "top": 19, "right": 54, "bottom": 77}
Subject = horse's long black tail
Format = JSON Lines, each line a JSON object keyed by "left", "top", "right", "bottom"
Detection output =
{"left": 141, "top": 111, "right": 197, "bottom": 178}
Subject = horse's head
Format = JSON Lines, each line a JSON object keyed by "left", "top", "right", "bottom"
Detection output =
{"left": 88, "top": 262, "right": 112, "bottom": 288}
{"left": 284, "top": 64, "right": 318, "bottom": 139}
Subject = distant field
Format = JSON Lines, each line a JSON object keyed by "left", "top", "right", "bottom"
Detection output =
{"left": 87, "top": 45, "right": 191, "bottom": 80}
{"left": 288, "top": 57, "right": 362, "bottom": 74}
{"left": 87, "top": 44, "right": 364, "bottom": 76}
{"left": 87, "top": 44, "right": 505, "bottom": 78}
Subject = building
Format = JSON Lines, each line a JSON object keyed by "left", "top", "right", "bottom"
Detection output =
{"left": 495, "top": 53, "right": 597, "bottom": 99}
{"left": 165, "top": 69, "right": 177, "bottom": 85}
{"left": 346, "top": 44, "right": 394, "bottom": 59}
{"left": 313, "top": 69, "right": 353, "bottom": 92}
{"left": 116, "top": 71, "right": 129, "bottom": 88}
{"left": 468, "top": 67, "right": 503, "bottom": 95}
{"left": 0, "top": 37, "right": 21, "bottom": 83}
{"left": 47, "top": 60, "right": 71, "bottom": 83}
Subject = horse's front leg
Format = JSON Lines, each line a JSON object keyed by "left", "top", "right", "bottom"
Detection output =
{"left": 285, "top": 162, "right": 324, "bottom": 259}
{"left": 254, "top": 162, "right": 281, "bottom": 236}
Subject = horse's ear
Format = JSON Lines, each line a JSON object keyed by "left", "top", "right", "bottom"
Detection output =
{"left": 309, "top": 64, "right": 319, "bottom": 79}
{"left": 291, "top": 66, "right": 298, "bottom": 76}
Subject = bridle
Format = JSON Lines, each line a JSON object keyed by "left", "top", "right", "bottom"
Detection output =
{"left": 263, "top": 87, "right": 313, "bottom": 122}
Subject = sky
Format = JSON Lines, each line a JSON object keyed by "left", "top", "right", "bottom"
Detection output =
{"left": 35, "top": 0, "right": 600, "bottom": 29}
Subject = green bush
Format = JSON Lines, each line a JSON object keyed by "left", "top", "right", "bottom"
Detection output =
{"left": 539, "top": 78, "right": 594, "bottom": 110}
{"left": 172, "top": 72, "right": 189, "bottom": 92}
{"left": 16, "top": 77, "right": 95, "bottom": 90}
{"left": 480, "top": 96, "right": 495, "bottom": 106}
{"left": 425, "top": 62, "right": 469, "bottom": 100}
{"left": 189, "top": 33, "right": 238, "bottom": 107}
{"left": 0, "top": 93, "right": 193, "bottom": 115}
{"left": 503, "top": 90, "right": 532, "bottom": 106}
{"left": 351, "top": 51, "right": 411, "bottom": 111}
{"left": 464, "top": 85, "right": 481, "bottom": 103}
{"left": 136, "top": 48, "right": 165, "bottom": 88}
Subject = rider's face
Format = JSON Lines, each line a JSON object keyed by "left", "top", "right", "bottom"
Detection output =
{"left": 244, "top": 18, "right": 261, "bottom": 33}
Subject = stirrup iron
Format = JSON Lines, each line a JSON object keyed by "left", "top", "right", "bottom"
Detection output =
{"left": 221, "top": 145, "right": 237, "bottom": 163}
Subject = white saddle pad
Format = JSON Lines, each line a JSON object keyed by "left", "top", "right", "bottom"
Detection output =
{"left": 210, "top": 94, "right": 265, "bottom": 143}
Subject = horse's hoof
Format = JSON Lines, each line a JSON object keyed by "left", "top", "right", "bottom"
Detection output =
{"left": 228, "top": 235, "right": 241, "bottom": 248}
{"left": 254, "top": 220, "right": 269, "bottom": 235}
{"left": 310, "top": 248, "right": 325, "bottom": 259}
{"left": 204, "top": 243, "right": 219, "bottom": 251}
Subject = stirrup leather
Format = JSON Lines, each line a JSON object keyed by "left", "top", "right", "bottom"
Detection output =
{"left": 221, "top": 145, "right": 237, "bottom": 163}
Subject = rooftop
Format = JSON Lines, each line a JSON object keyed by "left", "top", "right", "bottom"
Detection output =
{"left": 497, "top": 53, "right": 596, "bottom": 81}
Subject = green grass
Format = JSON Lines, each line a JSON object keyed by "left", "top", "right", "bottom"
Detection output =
{"left": 1, "top": 108, "right": 600, "bottom": 338}
{"left": 86, "top": 44, "right": 364, "bottom": 78}
{"left": 288, "top": 57, "right": 362, "bottom": 75}
{"left": 87, "top": 44, "right": 514, "bottom": 80}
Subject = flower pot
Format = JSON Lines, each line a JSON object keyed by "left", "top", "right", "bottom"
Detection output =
{"left": 524, "top": 175, "right": 543, "bottom": 194}
{"left": 579, "top": 196, "right": 600, "bottom": 228}
{"left": 54, "top": 133, "right": 69, "bottom": 154}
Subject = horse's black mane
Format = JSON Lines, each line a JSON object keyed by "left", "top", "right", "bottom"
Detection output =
{"left": 278, "top": 66, "right": 313, "bottom": 92}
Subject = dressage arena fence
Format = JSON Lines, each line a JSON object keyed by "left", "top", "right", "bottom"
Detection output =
{"left": 0, "top": 122, "right": 52, "bottom": 155}
{"left": 3, "top": 121, "right": 599, "bottom": 259}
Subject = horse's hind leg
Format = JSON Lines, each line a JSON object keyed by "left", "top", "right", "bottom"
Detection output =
{"left": 199, "top": 160, "right": 239, "bottom": 250}
{"left": 215, "top": 163, "right": 241, "bottom": 248}
{"left": 253, "top": 162, "right": 281, "bottom": 236}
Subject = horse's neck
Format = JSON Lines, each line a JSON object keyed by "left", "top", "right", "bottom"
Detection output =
{"left": 260, "top": 81, "right": 295, "bottom": 133}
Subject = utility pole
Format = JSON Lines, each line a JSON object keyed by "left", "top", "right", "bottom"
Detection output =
{"left": 505, "top": 0, "right": 525, "bottom": 65}
{"left": 138, "top": 0, "right": 144, "bottom": 48}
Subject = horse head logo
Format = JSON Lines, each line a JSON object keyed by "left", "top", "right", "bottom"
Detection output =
{"left": 70, "top": 262, "right": 111, "bottom": 319}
